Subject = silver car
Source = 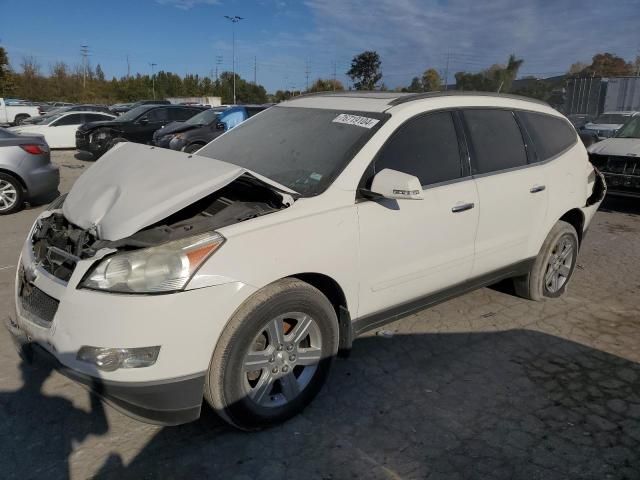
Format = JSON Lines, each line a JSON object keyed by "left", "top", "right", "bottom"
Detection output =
{"left": 0, "top": 129, "right": 59, "bottom": 214}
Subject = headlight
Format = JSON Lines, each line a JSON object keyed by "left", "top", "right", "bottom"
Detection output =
{"left": 93, "top": 130, "right": 109, "bottom": 141}
{"left": 80, "top": 232, "right": 225, "bottom": 293}
{"left": 46, "top": 193, "right": 67, "bottom": 211}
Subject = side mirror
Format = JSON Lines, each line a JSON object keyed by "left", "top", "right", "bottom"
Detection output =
{"left": 138, "top": 117, "right": 149, "bottom": 125}
{"left": 366, "top": 168, "right": 424, "bottom": 200}
{"left": 215, "top": 122, "right": 225, "bottom": 130}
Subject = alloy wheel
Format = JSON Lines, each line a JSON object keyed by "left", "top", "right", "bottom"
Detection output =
{"left": 0, "top": 180, "right": 18, "bottom": 212}
{"left": 544, "top": 236, "right": 575, "bottom": 293}
{"left": 242, "top": 312, "right": 323, "bottom": 408}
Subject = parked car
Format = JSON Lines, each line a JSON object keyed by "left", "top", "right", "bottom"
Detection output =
{"left": 22, "top": 104, "right": 113, "bottom": 125}
{"left": 9, "top": 92, "right": 605, "bottom": 430}
{"left": 76, "top": 104, "right": 206, "bottom": 158}
{"left": 38, "top": 102, "right": 75, "bottom": 115}
{"left": 9, "top": 111, "right": 116, "bottom": 149}
{"left": 164, "top": 105, "right": 270, "bottom": 153}
{"left": 110, "top": 99, "right": 171, "bottom": 115}
{"left": 588, "top": 114, "right": 640, "bottom": 198}
{"left": 0, "top": 98, "right": 40, "bottom": 125}
{"left": 0, "top": 129, "right": 59, "bottom": 214}
{"left": 582, "top": 111, "right": 638, "bottom": 140}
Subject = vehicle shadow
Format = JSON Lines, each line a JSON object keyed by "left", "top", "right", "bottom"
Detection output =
{"left": 0, "top": 347, "right": 109, "bottom": 479}
{"left": 88, "top": 329, "right": 639, "bottom": 480}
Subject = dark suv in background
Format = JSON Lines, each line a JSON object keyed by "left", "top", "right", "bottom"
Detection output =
{"left": 76, "top": 104, "right": 206, "bottom": 158}
{"left": 110, "top": 99, "right": 171, "bottom": 115}
{"left": 153, "top": 104, "right": 269, "bottom": 153}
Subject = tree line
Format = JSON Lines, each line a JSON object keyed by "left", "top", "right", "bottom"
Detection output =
{"left": 0, "top": 45, "right": 638, "bottom": 105}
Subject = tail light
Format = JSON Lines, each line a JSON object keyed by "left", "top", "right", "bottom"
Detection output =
{"left": 20, "top": 144, "right": 49, "bottom": 155}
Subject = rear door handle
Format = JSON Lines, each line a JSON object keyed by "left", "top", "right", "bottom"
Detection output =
{"left": 530, "top": 185, "right": 546, "bottom": 193}
{"left": 451, "top": 202, "right": 475, "bottom": 213}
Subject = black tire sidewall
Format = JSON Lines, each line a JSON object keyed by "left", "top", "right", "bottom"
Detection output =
{"left": 0, "top": 173, "right": 24, "bottom": 215}
{"left": 183, "top": 143, "right": 204, "bottom": 154}
{"left": 216, "top": 284, "right": 338, "bottom": 429}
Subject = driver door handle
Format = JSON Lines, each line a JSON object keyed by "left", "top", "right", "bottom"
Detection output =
{"left": 530, "top": 185, "right": 546, "bottom": 193}
{"left": 451, "top": 202, "right": 475, "bottom": 213}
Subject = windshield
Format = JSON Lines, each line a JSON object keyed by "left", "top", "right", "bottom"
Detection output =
{"left": 185, "top": 108, "right": 224, "bottom": 126}
{"left": 615, "top": 117, "right": 640, "bottom": 139}
{"left": 198, "top": 106, "right": 388, "bottom": 196}
{"left": 593, "top": 114, "right": 630, "bottom": 125}
{"left": 116, "top": 105, "right": 154, "bottom": 122}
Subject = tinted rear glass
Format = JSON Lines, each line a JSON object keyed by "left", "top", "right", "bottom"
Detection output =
{"left": 518, "top": 111, "right": 577, "bottom": 161}
{"left": 198, "top": 106, "right": 388, "bottom": 196}
{"left": 464, "top": 109, "right": 527, "bottom": 174}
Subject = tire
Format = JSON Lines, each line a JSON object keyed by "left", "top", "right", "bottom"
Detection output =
{"left": 106, "top": 137, "right": 128, "bottom": 152}
{"left": 513, "top": 220, "right": 579, "bottom": 301}
{"left": 0, "top": 173, "right": 25, "bottom": 215}
{"left": 205, "top": 278, "right": 339, "bottom": 430}
{"left": 183, "top": 143, "right": 204, "bottom": 154}
{"left": 14, "top": 114, "right": 30, "bottom": 125}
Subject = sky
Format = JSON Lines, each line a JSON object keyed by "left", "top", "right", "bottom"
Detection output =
{"left": 1, "top": 0, "right": 639, "bottom": 93}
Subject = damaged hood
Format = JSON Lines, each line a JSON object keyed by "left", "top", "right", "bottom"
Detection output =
{"left": 63, "top": 142, "right": 297, "bottom": 241}
{"left": 588, "top": 138, "right": 640, "bottom": 157}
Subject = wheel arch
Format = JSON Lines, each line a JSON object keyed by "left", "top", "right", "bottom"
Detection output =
{"left": 288, "top": 272, "right": 353, "bottom": 356}
{"left": 0, "top": 168, "right": 27, "bottom": 192}
{"left": 558, "top": 208, "right": 585, "bottom": 246}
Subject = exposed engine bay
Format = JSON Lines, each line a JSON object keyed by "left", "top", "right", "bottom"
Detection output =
{"left": 32, "top": 175, "right": 292, "bottom": 282}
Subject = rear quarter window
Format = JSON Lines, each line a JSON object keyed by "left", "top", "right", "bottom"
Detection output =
{"left": 517, "top": 111, "right": 577, "bottom": 162}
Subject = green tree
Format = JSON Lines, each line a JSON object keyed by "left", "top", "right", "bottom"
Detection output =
{"left": 95, "top": 64, "right": 105, "bottom": 82}
{"left": 0, "top": 46, "right": 15, "bottom": 96}
{"left": 406, "top": 76, "right": 422, "bottom": 92}
{"left": 308, "top": 78, "right": 344, "bottom": 93}
{"left": 347, "top": 51, "right": 382, "bottom": 90}
{"left": 421, "top": 68, "right": 441, "bottom": 92}
{"left": 455, "top": 54, "right": 523, "bottom": 92}
{"left": 582, "top": 52, "right": 633, "bottom": 77}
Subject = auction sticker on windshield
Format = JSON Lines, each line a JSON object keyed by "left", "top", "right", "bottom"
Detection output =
{"left": 333, "top": 114, "right": 380, "bottom": 129}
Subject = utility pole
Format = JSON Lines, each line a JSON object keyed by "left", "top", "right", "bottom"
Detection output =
{"left": 80, "top": 45, "right": 90, "bottom": 89}
{"left": 305, "top": 58, "right": 310, "bottom": 91}
{"left": 254, "top": 56, "right": 257, "bottom": 84}
{"left": 215, "top": 55, "right": 223, "bottom": 82}
{"left": 150, "top": 62, "right": 157, "bottom": 99}
{"left": 126, "top": 54, "right": 130, "bottom": 78}
{"left": 332, "top": 60, "right": 337, "bottom": 91}
{"left": 224, "top": 15, "right": 244, "bottom": 104}
{"left": 444, "top": 51, "right": 450, "bottom": 91}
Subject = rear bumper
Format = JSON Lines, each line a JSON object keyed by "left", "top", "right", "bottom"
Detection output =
{"left": 23, "top": 163, "right": 60, "bottom": 201}
{"left": 8, "top": 322, "right": 205, "bottom": 425}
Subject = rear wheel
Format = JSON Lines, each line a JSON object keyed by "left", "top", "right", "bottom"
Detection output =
{"left": 14, "top": 114, "right": 29, "bottom": 125}
{"left": 514, "top": 220, "right": 579, "bottom": 301}
{"left": 0, "top": 173, "right": 24, "bottom": 215}
{"left": 205, "top": 278, "right": 339, "bottom": 430}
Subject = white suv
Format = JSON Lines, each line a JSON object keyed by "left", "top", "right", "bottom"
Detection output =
{"left": 10, "top": 92, "right": 606, "bottom": 430}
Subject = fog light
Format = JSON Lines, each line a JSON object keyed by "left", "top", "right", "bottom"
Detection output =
{"left": 77, "top": 346, "right": 160, "bottom": 371}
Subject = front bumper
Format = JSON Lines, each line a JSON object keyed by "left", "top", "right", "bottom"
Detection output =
{"left": 75, "top": 131, "right": 109, "bottom": 157}
{"left": 8, "top": 326, "right": 205, "bottom": 425}
{"left": 10, "top": 230, "right": 257, "bottom": 424}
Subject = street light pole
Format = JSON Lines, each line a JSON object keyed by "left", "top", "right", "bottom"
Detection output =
{"left": 224, "top": 15, "right": 244, "bottom": 104}
{"left": 150, "top": 63, "right": 157, "bottom": 99}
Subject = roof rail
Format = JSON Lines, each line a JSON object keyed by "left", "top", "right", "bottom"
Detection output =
{"left": 387, "top": 90, "right": 550, "bottom": 107}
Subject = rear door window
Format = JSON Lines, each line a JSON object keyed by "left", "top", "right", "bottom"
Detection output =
{"left": 463, "top": 109, "right": 528, "bottom": 174}
{"left": 372, "top": 111, "right": 464, "bottom": 187}
{"left": 517, "top": 111, "right": 577, "bottom": 162}
{"left": 146, "top": 108, "right": 170, "bottom": 123}
{"left": 52, "top": 113, "right": 84, "bottom": 126}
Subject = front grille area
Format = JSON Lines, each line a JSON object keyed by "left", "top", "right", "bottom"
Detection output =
{"left": 18, "top": 267, "right": 59, "bottom": 326}
{"left": 590, "top": 154, "right": 640, "bottom": 196}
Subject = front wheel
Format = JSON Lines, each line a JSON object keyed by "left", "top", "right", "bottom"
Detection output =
{"left": 183, "top": 143, "right": 204, "bottom": 154}
{"left": 205, "top": 278, "right": 339, "bottom": 430}
{"left": 514, "top": 220, "right": 579, "bottom": 301}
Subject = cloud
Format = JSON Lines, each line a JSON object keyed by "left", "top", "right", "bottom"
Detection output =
{"left": 303, "top": 0, "right": 639, "bottom": 82}
{"left": 156, "top": 0, "right": 220, "bottom": 10}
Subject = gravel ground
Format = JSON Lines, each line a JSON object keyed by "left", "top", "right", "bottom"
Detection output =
{"left": 0, "top": 149, "right": 639, "bottom": 480}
